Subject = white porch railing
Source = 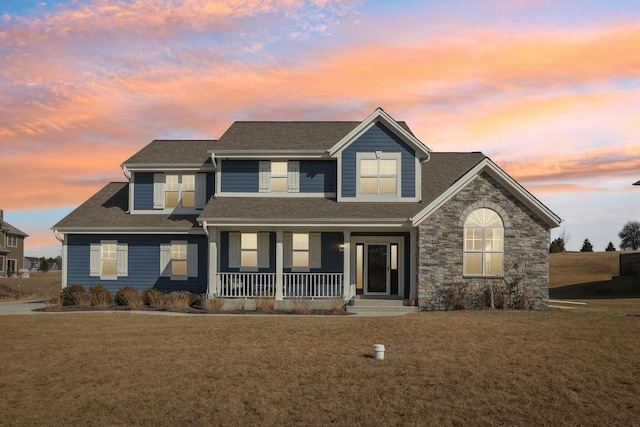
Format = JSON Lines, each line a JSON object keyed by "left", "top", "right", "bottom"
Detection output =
{"left": 216, "top": 273, "right": 275, "bottom": 298}
{"left": 283, "top": 273, "right": 344, "bottom": 299}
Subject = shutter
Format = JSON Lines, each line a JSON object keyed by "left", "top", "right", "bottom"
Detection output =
{"left": 259, "top": 161, "right": 270, "bottom": 193}
{"left": 228, "top": 232, "right": 241, "bottom": 268}
{"left": 116, "top": 243, "right": 128, "bottom": 277}
{"left": 287, "top": 161, "right": 300, "bottom": 193}
{"left": 153, "top": 173, "right": 165, "bottom": 209}
{"left": 258, "top": 232, "right": 270, "bottom": 269}
{"left": 90, "top": 243, "right": 101, "bottom": 277}
{"left": 160, "top": 243, "right": 172, "bottom": 277}
{"left": 310, "top": 233, "right": 322, "bottom": 269}
{"left": 195, "top": 173, "right": 207, "bottom": 209}
{"left": 283, "top": 232, "right": 292, "bottom": 268}
{"left": 187, "top": 243, "right": 198, "bottom": 277}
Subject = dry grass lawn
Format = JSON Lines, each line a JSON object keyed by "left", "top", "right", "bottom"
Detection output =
{"left": 1, "top": 300, "right": 639, "bottom": 425}
{"left": 0, "top": 271, "right": 61, "bottom": 301}
{"left": 549, "top": 251, "right": 622, "bottom": 288}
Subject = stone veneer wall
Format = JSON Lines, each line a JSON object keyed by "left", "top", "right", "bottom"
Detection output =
{"left": 417, "top": 172, "right": 551, "bottom": 310}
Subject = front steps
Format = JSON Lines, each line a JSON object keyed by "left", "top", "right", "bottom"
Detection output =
{"left": 346, "top": 296, "right": 419, "bottom": 314}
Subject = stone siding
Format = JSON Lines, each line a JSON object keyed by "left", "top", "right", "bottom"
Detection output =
{"left": 417, "top": 172, "right": 551, "bottom": 310}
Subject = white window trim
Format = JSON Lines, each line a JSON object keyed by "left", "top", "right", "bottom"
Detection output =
{"left": 90, "top": 241, "right": 128, "bottom": 280}
{"left": 463, "top": 209, "right": 504, "bottom": 277}
{"left": 229, "top": 232, "right": 270, "bottom": 271}
{"left": 355, "top": 152, "right": 402, "bottom": 201}
{"left": 0, "top": 255, "right": 5, "bottom": 273}
{"left": 6, "top": 235, "right": 17, "bottom": 247}
{"left": 284, "top": 232, "right": 321, "bottom": 271}
{"left": 160, "top": 241, "right": 198, "bottom": 281}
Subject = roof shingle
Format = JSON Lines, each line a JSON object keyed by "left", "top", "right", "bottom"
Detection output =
{"left": 121, "top": 140, "right": 217, "bottom": 166}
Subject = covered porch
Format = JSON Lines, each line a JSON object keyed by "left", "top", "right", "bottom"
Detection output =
{"left": 204, "top": 227, "right": 417, "bottom": 302}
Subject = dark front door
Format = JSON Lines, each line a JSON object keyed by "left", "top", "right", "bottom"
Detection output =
{"left": 365, "top": 244, "right": 389, "bottom": 294}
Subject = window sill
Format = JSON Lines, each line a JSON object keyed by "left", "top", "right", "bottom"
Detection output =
{"left": 462, "top": 275, "right": 504, "bottom": 279}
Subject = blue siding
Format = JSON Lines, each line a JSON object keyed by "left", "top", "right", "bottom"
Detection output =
{"left": 206, "top": 172, "right": 215, "bottom": 199}
{"left": 341, "top": 122, "right": 416, "bottom": 198}
{"left": 66, "top": 234, "right": 208, "bottom": 294}
{"left": 299, "top": 161, "right": 337, "bottom": 193}
{"left": 133, "top": 173, "right": 154, "bottom": 210}
{"left": 221, "top": 160, "right": 259, "bottom": 192}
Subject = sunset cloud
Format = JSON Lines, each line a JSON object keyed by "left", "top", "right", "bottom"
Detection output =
{"left": 1, "top": 0, "right": 639, "bottom": 254}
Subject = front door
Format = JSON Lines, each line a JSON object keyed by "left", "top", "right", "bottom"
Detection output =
{"left": 365, "top": 243, "right": 389, "bottom": 294}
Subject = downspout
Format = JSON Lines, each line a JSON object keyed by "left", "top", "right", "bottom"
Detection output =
{"left": 53, "top": 229, "right": 64, "bottom": 244}
{"left": 202, "top": 220, "right": 210, "bottom": 238}
{"left": 122, "top": 166, "right": 131, "bottom": 181}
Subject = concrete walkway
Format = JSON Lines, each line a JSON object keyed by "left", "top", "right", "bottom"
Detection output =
{"left": 0, "top": 299, "right": 412, "bottom": 317}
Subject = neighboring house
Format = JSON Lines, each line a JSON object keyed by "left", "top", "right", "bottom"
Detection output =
{"left": 0, "top": 209, "right": 28, "bottom": 277}
{"left": 52, "top": 108, "right": 561, "bottom": 309}
{"left": 24, "top": 256, "right": 41, "bottom": 272}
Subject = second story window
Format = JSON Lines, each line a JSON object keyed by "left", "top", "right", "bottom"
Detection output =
{"left": 259, "top": 160, "right": 299, "bottom": 193}
{"left": 356, "top": 152, "right": 401, "bottom": 198}
{"left": 6, "top": 235, "right": 18, "bottom": 247}
{"left": 165, "top": 174, "right": 195, "bottom": 208}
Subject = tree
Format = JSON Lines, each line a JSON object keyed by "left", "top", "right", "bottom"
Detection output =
{"left": 619, "top": 221, "right": 640, "bottom": 250}
{"left": 549, "top": 238, "right": 565, "bottom": 253}
{"left": 39, "top": 257, "right": 50, "bottom": 273}
{"left": 580, "top": 239, "right": 593, "bottom": 252}
{"left": 605, "top": 242, "right": 616, "bottom": 252}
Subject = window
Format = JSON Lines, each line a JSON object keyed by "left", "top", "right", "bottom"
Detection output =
{"left": 165, "top": 174, "right": 195, "bottom": 208}
{"left": 292, "top": 233, "right": 309, "bottom": 268}
{"left": 463, "top": 208, "right": 504, "bottom": 276}
{"left": 90, "top": 241, "right": 128, "bottom": 280}
{"left": 259, "top": 161, "right": 299, "bottom": 193}
{"left": 154, "top": 173, "right": 205, "bottom": 210}
{"left": 0, "top": 256, "right": 4, "bottom": 273}
{"left": 270, "top": 161, "right": 288, "bottom": 193}
{"left": 160, "top": 241, "right": 198, "bottom": 279}
{"left": 284, "top": 232, "right": 321, "bottom": 270}
{"left": 356, "top": 152, "right": 400, "bottom": 197}
{"left": 241, "top": 233, "right": 258, "bottom": 268}
{"left": 7, "top": 235, "right": 17, "bottom": 247}
{"left": 228, "top": 232, "right": 270, "bottom": 270}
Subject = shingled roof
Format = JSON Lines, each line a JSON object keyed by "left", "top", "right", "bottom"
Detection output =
{"left": 214, "top": 121, "right": 414, "bottom": 151}
{"left": 198, "top": 152, "right": 487, "bottom": 223}
{"left": 53, "top": 183, "right": 199, "bottom": 231}
{"left": 0, "top": 219, "right": 27, "bottom": 237}
{"left": 121, "top": 140, "right": 217, "bottom": 166}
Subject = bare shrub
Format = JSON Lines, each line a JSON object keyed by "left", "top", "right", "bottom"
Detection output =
{"left": 73, "top": 291, "right": 92, "bottom": 307}
{"left": 143, "top": 288, "right": 166, "bottom": 309}
{"left": 60, "top": 284, "right": 85, "bottom": 306}
{"left": 440, "top": 283, "right": 469, "bottom": 310}
{"left": 480, "top": 284, "right": 506, "bottom": 310}
{"left": 291, "top": 297, "right": 312, "bottom": 314}
{"left": 119, "top": 287, "right": 143, "bottom": 310}
{"left": 89, "top": 285, "right": 112, "bottom": 307}
{"left": 255, "top": 297, "right": 275, "bottom": 312}
{"left": 202, "top": 296, "right": 225, "bottom": 313}
{"left": 329, "top": 297, "right": 345, "bottom": 313}
{"left": 165, "top": 292, "right": 191, "bottom": 312}
{"left": 116, "top": 286, "right": 139, "bottom": 306}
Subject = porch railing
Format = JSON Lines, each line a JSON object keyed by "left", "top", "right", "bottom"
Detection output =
{"left": 216, "top": 273, "right": 275, "bottom": 298}
{"left": 283, "top": 273, "right": 343, "bottom": 299}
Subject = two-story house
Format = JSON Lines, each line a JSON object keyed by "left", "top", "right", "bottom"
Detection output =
{"left": 53, "top": 108, "right": 561, "bottom": 309}
{"left": 0, "top": 209, "right": 28, "bottom": 277}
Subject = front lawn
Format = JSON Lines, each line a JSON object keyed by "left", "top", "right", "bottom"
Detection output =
{"left": 1, "top": 299, "right": 639, "bottom": 425}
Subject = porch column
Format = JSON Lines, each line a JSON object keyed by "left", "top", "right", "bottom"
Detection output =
{"left": 207, "top": 227, "right": 219, "bottom": 296}
{"left": 410, "top": 227, "right": 417, "bottom": 302}
{"left": 343, "top": 231, "right": 351, "bottom": 299}
{"left": 275, "top": 228, "right": 283, "bottom": 300}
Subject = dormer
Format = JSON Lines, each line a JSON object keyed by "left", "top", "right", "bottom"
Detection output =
{"left": 329, "top": 108, "right": 431, "bottom": 202}
{"left": 121, "top": 140, "right": 216, "bottom": 214}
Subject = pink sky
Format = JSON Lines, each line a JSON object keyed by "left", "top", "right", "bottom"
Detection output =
{"left": 1, "top": 0, "right": 639, "bottom": 255}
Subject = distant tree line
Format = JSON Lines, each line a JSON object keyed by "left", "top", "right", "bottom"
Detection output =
{"left": 549, "top": 221, "right": 640, "bottom": 253}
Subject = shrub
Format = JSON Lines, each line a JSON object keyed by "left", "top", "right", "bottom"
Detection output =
{"left": 480, "top": 285, "right": 506, "bottom": 310}
{"left": 89, "top": 285, "right": 112, "bottom": 307}
{"left": 45, "top": 297, "right": 61, "bottom": 310}
{"left": 60, "top": 284, "right": 86, "bottom": 306}
{"left": 440, "top": 283, "right": 469, "bottom": 310}
{"left": 329, "top": 297, "right": 345, "bottom": 313}
{"left": 291, "top": 297, "right": 312, "bottom": 314}
{"left": 116, "top": 286, "right": 138, "bottom": 306}
{"left": 116, "top": 286, "right": 143, "bottom": 309}
{"left": 74, "top": 291, "right": 92, "bottom": 307}
{"left": 165, "top": 291, "right": 191, "bottom": 311}
{"left": 143, "top": 288, "right": 166, "bottom": 308}
{"left": 200, "top": 295, "right": 225, "bottom": 313}
{"left": 255, "top": 297, "right": 275, "bottom": 312}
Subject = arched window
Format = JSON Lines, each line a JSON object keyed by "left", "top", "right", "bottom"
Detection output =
{"left": 463, "top": 208, "right": 504, "bottom": 276}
